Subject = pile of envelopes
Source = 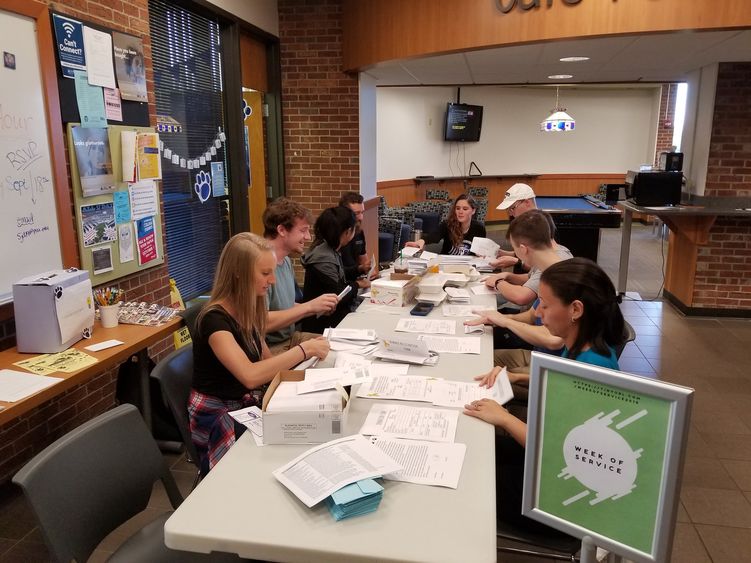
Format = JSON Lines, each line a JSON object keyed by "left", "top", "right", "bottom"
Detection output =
{"left": 325, "top": 478, "right": 384, "bottom": 521}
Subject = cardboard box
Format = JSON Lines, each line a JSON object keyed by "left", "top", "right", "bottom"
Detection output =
{"left": 13, "top": 269, "right": 95, "bottom": 353}
{"left": 262, "top": 371, "right": 349, "bottom": 444}
{"left": 370, "top": 277, "right": 419, "bottom": 307}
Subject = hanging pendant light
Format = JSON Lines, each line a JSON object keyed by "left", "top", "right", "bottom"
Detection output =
{"left": 541, "top": 87, "right": 575, "bottom": 132}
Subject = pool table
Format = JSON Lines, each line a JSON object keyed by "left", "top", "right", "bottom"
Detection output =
{"left": 536, "top": 195, "right": 622, "bottom": 262}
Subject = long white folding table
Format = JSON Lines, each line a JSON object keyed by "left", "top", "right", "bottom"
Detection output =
{"left": 164, "top": 292, "right": 498, "bottom": 563}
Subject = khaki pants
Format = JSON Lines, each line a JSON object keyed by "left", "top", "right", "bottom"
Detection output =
{"left": 267, "top": 331, "right": 320, "bottom": 356}
{"left": 493, "top": 348, "right": 531, "bottom": 372}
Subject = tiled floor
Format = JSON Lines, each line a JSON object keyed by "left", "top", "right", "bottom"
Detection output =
{"left": 1, "top": 225, "right": 750, "bottom": 562}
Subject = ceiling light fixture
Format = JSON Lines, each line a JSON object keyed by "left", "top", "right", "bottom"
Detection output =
{"left": 548, "top": 74, "right": 573, "bottom": 80}
{"left": 559, "top": 56, "right": 590, "bottom": 62}
{"left": 541, "top": 86, "right": 575, "bottom": 132}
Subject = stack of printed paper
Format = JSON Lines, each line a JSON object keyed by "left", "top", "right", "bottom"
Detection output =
{"left": 323, "top": 328, "right": 380, "bottom": 355}
{"left": 444, "top": 287, "right": 471, "bottom": 304}
{"left": 325, "top": 479, "right": 384, "bottom": 521}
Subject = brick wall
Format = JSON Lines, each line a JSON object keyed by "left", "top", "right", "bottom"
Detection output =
{"left": 0, "top": 0, "right": 172, "bottom": 484}
{"left": 278, "top": 0, "right": 359, "bottom": 215}
{"left": 654, "top": 83, "right": 677, "bottom": 166}
{"left": 692, "top": 62, "right": 751, "bottom": 310}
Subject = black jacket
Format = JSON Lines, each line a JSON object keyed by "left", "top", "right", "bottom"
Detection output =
{"left": 423, "top": 220, "right": 487, "bottom": 255}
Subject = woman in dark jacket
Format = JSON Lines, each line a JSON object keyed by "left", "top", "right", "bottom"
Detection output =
{"left": 300, "top": 206, "right": 370, "bottom": 333}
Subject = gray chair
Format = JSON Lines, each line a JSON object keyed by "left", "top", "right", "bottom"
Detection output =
{"left": 468, "top": 186, "right": 488, "bottom": 198}
{"left": 151, "top": 344, "right": 201, "bottom": 486}
{"left": 12, "top": 404, "right": 240, "bottom": 563}
{"left": 426, "top": 188, "right": 450, "bottom": 201}
{"left": 474, "top": 196, "right": 489, "bottom": 223}
{"left": 614, "top": 320, "right": 636, "bottom": 360}
{"left": 378, "top": 216, "right": 403, "bottom": 261}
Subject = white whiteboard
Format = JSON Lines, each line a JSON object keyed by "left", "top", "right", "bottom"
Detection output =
{"left": 0, "top": 9, "right": 63, "bottom": 304}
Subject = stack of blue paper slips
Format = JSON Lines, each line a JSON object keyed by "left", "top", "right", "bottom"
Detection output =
{"left": 325, "top": 479, "right": 383, "bottom": 521}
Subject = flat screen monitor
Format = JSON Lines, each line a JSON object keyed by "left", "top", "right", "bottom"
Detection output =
{"left": 444, "top": 103, "right": 483, "bottom": 142}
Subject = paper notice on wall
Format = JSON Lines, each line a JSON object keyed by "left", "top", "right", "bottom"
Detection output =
{"left": 136, "top": 132, "right": 161, "bottom": 180}
{"left": 82, "top": 26, "right": 116, "bottom": 89}
{"left": 129, "top": 180, "right": 158, "bottom": 220}
{"left": 103, "top": 88, "right": 122, "bottom": 121}
{"left": 118, "top": 223, "right": 134, "bottom": 263}
{"left": 135, "top": 216, "right": 158, "bottom": 265}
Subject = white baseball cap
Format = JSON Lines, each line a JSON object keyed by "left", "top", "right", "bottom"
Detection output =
{"left": 497, "top": 183, "right": 536, "bottom": 210}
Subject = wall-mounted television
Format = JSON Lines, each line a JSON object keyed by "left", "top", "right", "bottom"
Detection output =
{"left": 444, "top": 103, "right": 483, "bottom": 142}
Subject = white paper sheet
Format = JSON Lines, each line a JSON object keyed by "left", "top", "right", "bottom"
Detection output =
{"left": 228, "top": 405, "right": 264, "bottom": 437}
{"left": 471, "top": 285, "right": 497, "bottom": 295}
{"left": 441, "top": 304, "right": 481, "bottom": 317}
{"left": 469, "top": 237, "right": 500, "bottom": 258}
{"left": 399, "top": 246, "right": 421, "bottom": 258}
{"left": 265, "top": 382, "right": 343, "bottom": 413}
{"left": 430, "top": 367, "right": 514, "bottom": 408}
{"left": 325, "top": 328, "right": 379, "bottom": 342}
{"left": 297, "top": 367, "right": 371, "bottom": 395}
{"left": 273, "top": 435, "right": 402, "bottom": 508}
{"left": 129, "top": 180, "right": 159, "bottom": 221}
{"left": 359, "top": 404, "right": 459, "bottom": 443}
{"left": 419, "top": 250, "right": 438, "bottom": 261}
{"left": 55, "top": 281, "right": 94, "bottom": 344}
{"left": 356, "top": 375, "right": 439, "bottom": 402}
{"left": 464, "top": 324, "right": 486, "bottom": 334}
{"left": 369, "top": 364, "right": 410, "bottom": 377}
{"left": 395, "top": 318, "right": 456, "bottom": 335}
{"left": 84, "top": 339, "right": 124, "bottom": 352}
{"left": 417, "top": 335, "right": 481, "bottom": 355}
{"left": 121, "top": 130, "right": 137, "bottom": 182}
{"left": 82, "top": 26, "right": 116, "bottom": 88}
{"left": 373, "top": 337, "right": 438, "bottom": 365}
{"left": 0, "top": 369, "right": 63, "bottom": 402}
{"left": 370, "top": 437, "right": 466, "bottom": 489}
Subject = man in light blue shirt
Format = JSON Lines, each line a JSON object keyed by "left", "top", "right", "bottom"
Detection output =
{"left": 264, "top": 198, "right": 338, "bottom": 353}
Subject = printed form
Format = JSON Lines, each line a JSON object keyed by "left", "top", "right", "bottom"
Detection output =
{"left": 356, "top": 374, "right": 439, "bottom": 402}
{"left": 431, "top": 367, "right": 514, "bottom": 408}
{"left": 272, "top": 435, "right": 402, "bottom": 508}
{"left": 359, "top": 404, "right": 459, "bottom": 443}
{"left": 395, "top": 318, "right": 456, "bottom": 335}
{"left": 417, "top": 335, "right": 481, "bottom": 354}
{"left": 370, "top": 437, "right": 466, "bottom": 489}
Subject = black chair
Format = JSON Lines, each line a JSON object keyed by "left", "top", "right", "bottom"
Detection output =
{"left": 151, "top": 344, "right": 201, "bottom": 487}
{"left": 614, "top": 320, "right": 636, "bottom": 360}
{"left": 13, "top": 404, "right": 240, "bottom": 562}
{"left": 179, "top": 302, "right": 205, "bottom": 340}
{"left": 497, "top": 519, "right": 581, "bottom": 561}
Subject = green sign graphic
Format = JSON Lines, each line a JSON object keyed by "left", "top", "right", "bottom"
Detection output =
{"left": 537, "top": 370, "right": 672, "bottom": 554}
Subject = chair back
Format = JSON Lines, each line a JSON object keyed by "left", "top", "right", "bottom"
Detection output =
{"left": 179, "top": 302, "right": 205, "bottom": 340}
{"left": 614, "top": 320, "right": 637, "bottom": 359}
{"left": 426, "top": 188, "right": 450, "bottom": 201}
{"left": 378, "top": 216, "right": 403, "bottom": 260}
{"left": 13, "top": 404, "right": 182, "bottom": 563}
{"left": 152, "top": 344, "right": 200, "bottom": 468}
{"left": 468, "top": 186, "right": 488, "bottom": 198}
{"left": 474, "top": 196, "right": 489, "bottom": 223}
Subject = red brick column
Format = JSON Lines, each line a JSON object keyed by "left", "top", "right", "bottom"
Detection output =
{"left": 654, "top": 83, "right": 677, "bottom": 166}
{"left": 692, "top": 62, "right": 751, "bottom": 310}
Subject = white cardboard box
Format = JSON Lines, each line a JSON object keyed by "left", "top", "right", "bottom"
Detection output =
{"left": 370, "top": 277, "right": 419, "bottom": 307}
{"left": 262, "top": 371, "right": 349, "bottom": 444}
{"left": 13, "top": 268, "right": 95, "bottom": 353}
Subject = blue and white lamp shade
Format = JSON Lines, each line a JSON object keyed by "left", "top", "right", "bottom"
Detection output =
{"left": 540, "top": 110, "right": 576, "bottom": 132}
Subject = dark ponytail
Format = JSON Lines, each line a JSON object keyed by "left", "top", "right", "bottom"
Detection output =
{"left": 540, "top": 258, "right": 625, "bottom": 360}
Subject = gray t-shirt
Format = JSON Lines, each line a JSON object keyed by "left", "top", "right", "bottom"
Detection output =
{"left": 524, "top": 244, "right": 574, "bottom": 296}
{"left": 266, "top": 256, "right": 297, "bottom": 344}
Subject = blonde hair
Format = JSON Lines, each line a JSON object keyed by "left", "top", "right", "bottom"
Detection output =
{"left": 197, "top": 232, "right": 273, "bottom": 355}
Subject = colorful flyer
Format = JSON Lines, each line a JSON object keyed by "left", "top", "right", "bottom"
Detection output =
{"left": 80, "top": 202, "right": 116, "bottom": 247}
{"left": 112, "top": 31, "right": 148, "bottom": 102}
{"left": 136, "top": 132, "right": 162, "bottom": 180}
{"left": 136, "top": 216, "right": 158, "bottom": 265}
{"left": 71, "top": 126, "right": 115, "bottom": 196}
{"left": 52, "top": 14, "right": 86, "bottom": 78}
{"left": 113, "top": 191, "right": 131, "bottom": 223}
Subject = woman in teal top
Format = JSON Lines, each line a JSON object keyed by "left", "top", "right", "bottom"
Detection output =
{"left": 465, "top": 258, "right": 624, "bottom": 532}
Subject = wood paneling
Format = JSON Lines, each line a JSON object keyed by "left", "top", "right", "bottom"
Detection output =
{"left": 343, "top": 0, "right": 751, "bottom": 71}
{"left": 240, "top": 32, "right": 268, "bottom": 92}
{"left": 244, "top": 91, "right": 267, "bottom": 234}
{"left": 665, "top": 231, "right": 698, "bottom": 306}
{"left": 378, "top": 173, "right": 625, "bottom": 221}
{"left": 364, "top": 196, "right": 380, "bottom": 264}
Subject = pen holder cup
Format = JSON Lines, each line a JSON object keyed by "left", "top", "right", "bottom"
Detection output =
{"left": 99, "top": 305, "right": 120, "bottom": 328}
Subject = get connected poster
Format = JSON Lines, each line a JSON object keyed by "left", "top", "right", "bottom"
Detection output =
{"left": 536, "top": 371, "right": 672, "bottom": 555}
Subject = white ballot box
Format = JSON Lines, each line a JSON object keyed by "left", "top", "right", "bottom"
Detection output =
{"left": 13, "top": 269, "right": 95, "bottom": 353}
{"left": 262, "top": 371, "right": 350, "bottom": 444}
{"left": 370, "top": 277, "right": 418, "bottom": 307}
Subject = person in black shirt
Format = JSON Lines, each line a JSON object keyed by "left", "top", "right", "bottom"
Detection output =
{"left": 338, "top": 191, "right": 371, "bottom": 281}
{"left": 189, "top": 232, "right": 331, "bottom": 474}
{"left": 406, "top": 193, "right": 486, "bottom": 255}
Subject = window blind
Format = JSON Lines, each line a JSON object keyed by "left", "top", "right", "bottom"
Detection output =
{"left": 149, "top": 0, "right": 230, "bottom": 300}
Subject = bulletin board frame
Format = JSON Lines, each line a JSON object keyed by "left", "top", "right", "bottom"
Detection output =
{"left": 67, "top": 123, "right": 164, "bottom": 285}
{"left": 522, "top": 352, "right": 693, "bottom": 563}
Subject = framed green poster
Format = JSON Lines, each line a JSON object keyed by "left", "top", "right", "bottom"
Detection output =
{"left": 523, "top": 353, "right": 693, "bottom": 563}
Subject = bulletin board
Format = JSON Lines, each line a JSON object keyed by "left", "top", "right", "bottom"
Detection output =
{"left": 67, "top": 123, "right": 165, "bottom": 285}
